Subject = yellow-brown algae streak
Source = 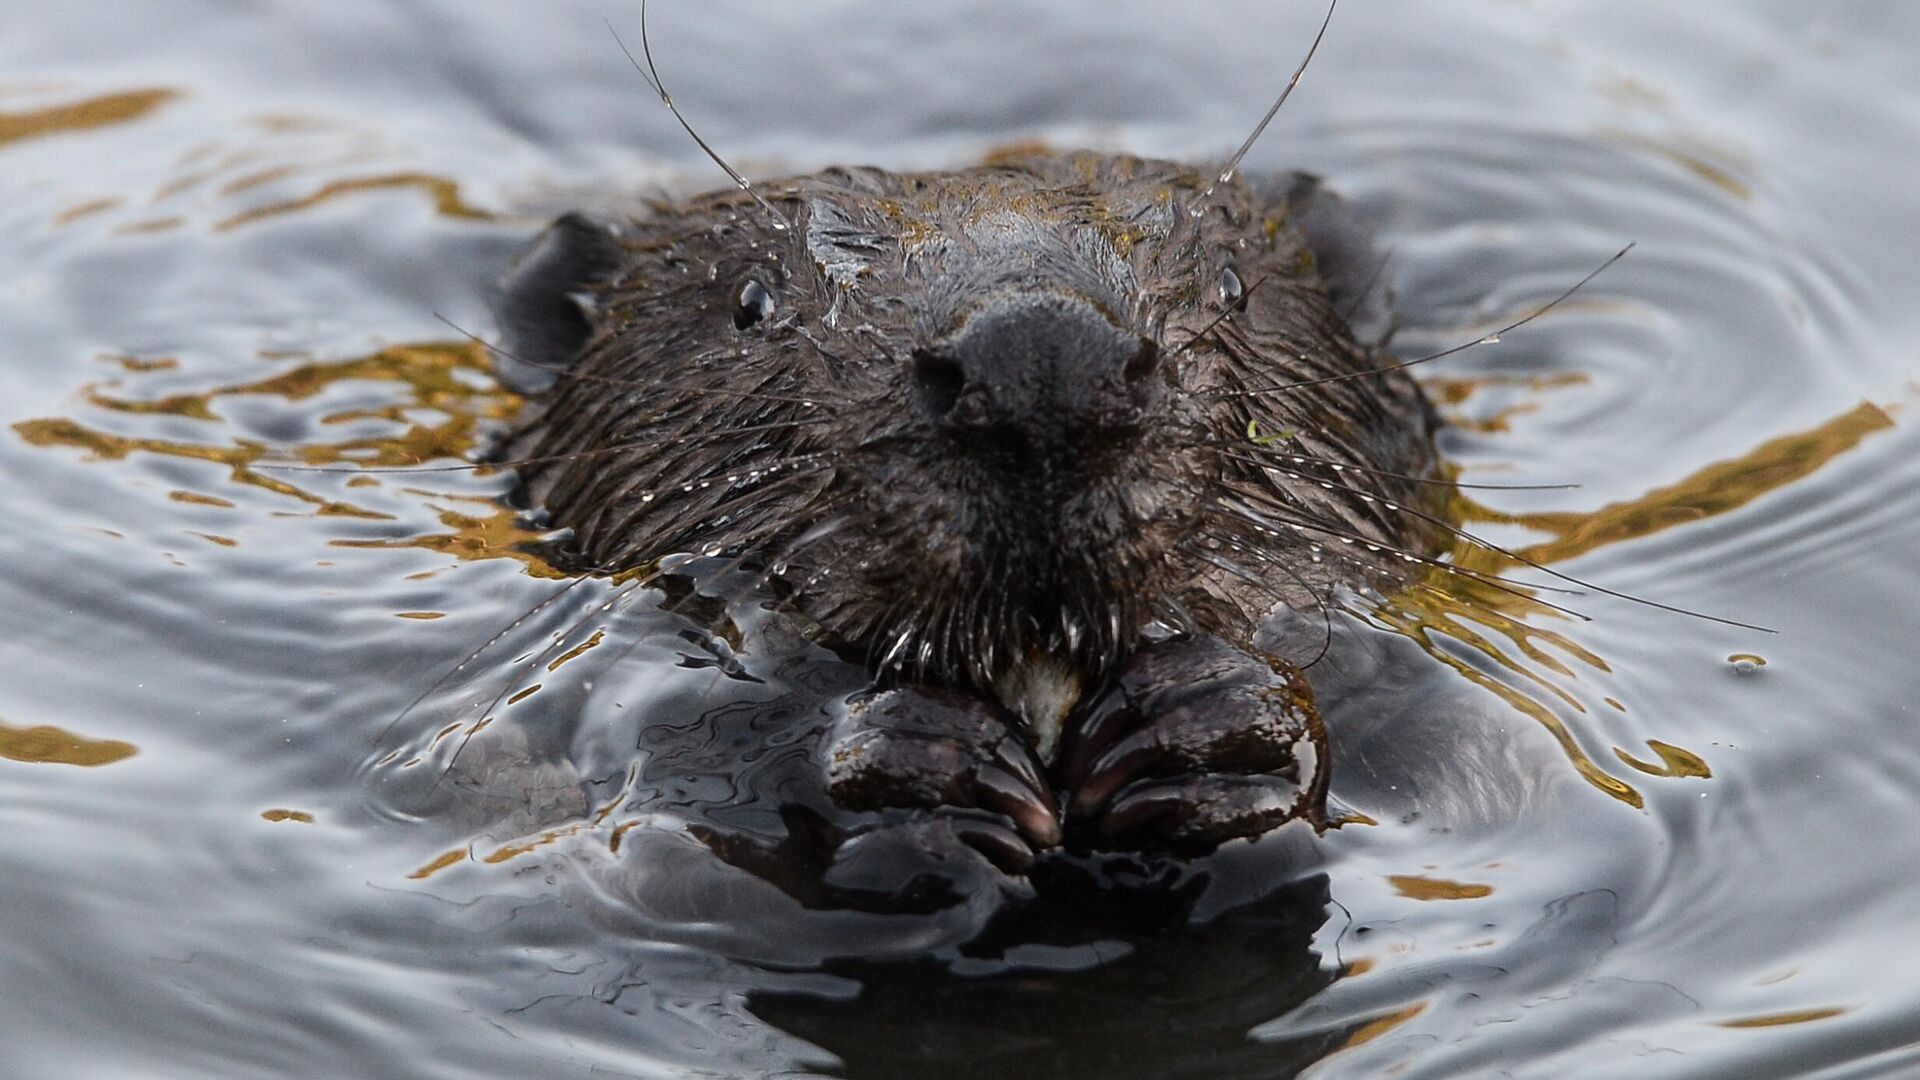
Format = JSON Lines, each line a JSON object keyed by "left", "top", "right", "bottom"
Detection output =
{"left": 55, "top": 196, "right": 125, "bottom": 225}
{"left": 548, "top": 629, "right": 606, "bottom": 672}
{"left": 0, "top": 88, "right": 178, "bottom": 148}
{"left": 1716, "top": 1007, "right": 1849, "bottom": 1029}
{"left": 16, "top": 340, "right": 517, "bottom": 522}
{"left": 1369, "top": 585, "right": 1645, "bottom": 808}
{"left": 109, "top": 355, "right": 182, "bottom": 372}
{"left": 168, "top": 490, "right": 235, "bottom": 507}
{"left": 0, "top": 719, "right": 137, "bottom": 767}
{"left": 215, "top": 173, "right": 494, "bottom": 230}
{"left": 110, "top": 216, "right": 186, "bottom": 237}
{"left": 1466, "top": 400, "right": 1896, "bottom": 568}
{"left": 1398, "top": 399, "right": 1895, "bottom": 806}
{"left": 1615, "top": 739, "right": 1712, "bottom": 779}
{"left": 395, "top": 611, "right": 445, "bottom": 620}
{"left": 408, "top": 848, "right": 468, "bottom": 879}
{"left": 482, "top": 825, "right": 584, "bottom": 865}
{"left": 1597, "top": 126, "right": 1754, "bottom": 202}
{"left": 332, "top": 504, "right": 571, "bottom": 579}
{"left": 261, "top": 809, "right": 314, "bottom": 824}
{"left": 1388, "top": 875, "right": 1495, "bottom": 901}
{"left": 1336, "top": 1003, "right": 1427, "bottom": 1050}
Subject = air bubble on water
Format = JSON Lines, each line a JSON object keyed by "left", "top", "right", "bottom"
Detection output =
{"left": 1728, "top": 653, "right": 1767, "bottom": 675}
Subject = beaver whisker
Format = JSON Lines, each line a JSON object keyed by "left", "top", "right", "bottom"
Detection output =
{"left": 608, "top": 0, "right": 792, "bottom": 233}
{"left": 1338, "top": 249, "right": 1395, "bottom": 331}
{"left": 1201, "top": 499, "right": 1594, "bottom": 620}
{"left": 429, "top": 569, "right": 667, "bottom": 791}
{"left": 564, "top": 453, "right": 838, "bottom": 556}
{"left": 595, "top": 467, "right": 843, "bottom": 577}
{"left": 1194, "top": 439, "right": 1579, "bottom": 492}
{"left": 1166, "top": 271, "right": 1274, "bottom": 360}
{"left": 374, "top": 566, "right": 615, "bottom": 752}
{"left": 436, "top": 312, "right": 832, "bottom": 405}
{"left": 1237, "top": 456, "right": 1777, "bottom": 632}
{"left": 1201, "top": 243, "right": 1636, "bottom": 401}
{"left": 1188, "top": 536, "right": 1337, "bottom": 668}
{"left": 1189, "top": 0, "right": 1340, "bottom": 216}
{"left": 259, "top": 419, "right": 838, "bottom": 477}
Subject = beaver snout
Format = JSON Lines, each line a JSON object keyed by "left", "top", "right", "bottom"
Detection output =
{"left": 910, "top": 291, "right": 1159, "bottom": 453}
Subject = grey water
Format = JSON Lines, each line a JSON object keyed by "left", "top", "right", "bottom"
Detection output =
{"left": 3, "top": 2, "right": 1918, "bottom": 1077}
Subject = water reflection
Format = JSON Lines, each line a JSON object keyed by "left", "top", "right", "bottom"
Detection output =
{"left": 4, "top": 1, "right": 1919, "bottom": 1077}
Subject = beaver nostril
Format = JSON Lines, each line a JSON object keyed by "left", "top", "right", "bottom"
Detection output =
{"left": 911, "top": 347, "right": 967, "bottom": 418}
{"left": 1123, "top": 338, "right": 1160, "bottom": 384}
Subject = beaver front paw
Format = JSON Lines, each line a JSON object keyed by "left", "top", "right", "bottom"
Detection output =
{"left": 1060, "top": 636, "right": 1329, "bottom": 855}
{"left": 823, "top": 687, "right": 1061, "bottom": 874}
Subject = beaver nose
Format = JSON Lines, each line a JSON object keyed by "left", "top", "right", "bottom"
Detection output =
{"left": 911, "top": 292, "right": 1159, "bottom": 441}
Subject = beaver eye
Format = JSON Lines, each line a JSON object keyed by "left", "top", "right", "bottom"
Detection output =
{"left": 1218, "top": 266, "right": 1247, "bottom": 311}
{"left": 732, "top": 278, "right": 774, "bottom": 330}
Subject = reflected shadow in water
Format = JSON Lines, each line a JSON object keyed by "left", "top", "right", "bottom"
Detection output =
{"left": 750, "top": 865, "right": 1348, "bottom": 1080}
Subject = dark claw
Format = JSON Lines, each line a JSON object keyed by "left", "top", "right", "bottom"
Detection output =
{"left": 1100, "top": 773, "right": 1314, "bottom": 852}
{"left": 1070, "top": 679, "right": 1310, "bottom": 815}
{"left": 823, "top": 686, "right": 1061, "bottom": 853}
{"left": 948, "top": 816, "right": 1039, "bottom": 875}
{"left": 1061, "top": 635, "right": 1330, "bottom": 854}
{"left": 974, "top": 764, "right": 1062, "bottom": 848}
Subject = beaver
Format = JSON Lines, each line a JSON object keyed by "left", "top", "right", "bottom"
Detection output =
{"left": 487, "top": 148, "right": 1444, "bottom": 873}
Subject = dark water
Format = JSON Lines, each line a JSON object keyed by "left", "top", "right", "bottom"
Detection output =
{"left": 4, "top": 2, "right": 1918, "bottom": 1077}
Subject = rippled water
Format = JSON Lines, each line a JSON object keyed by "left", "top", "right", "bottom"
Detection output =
{"left": 5, "top": 2, "right": 1918, "bottom": 1077}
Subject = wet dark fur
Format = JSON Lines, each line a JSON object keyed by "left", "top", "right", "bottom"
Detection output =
{"left": 499, "top": 151, "right": 1442, "bottom": 698}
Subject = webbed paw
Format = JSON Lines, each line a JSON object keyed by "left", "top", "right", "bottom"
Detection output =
{"left": 1060, "top": 636, "right": 1329, "bottom": 854}
{"left": 822, "top": 687, "right": 1061, "bottom": 874}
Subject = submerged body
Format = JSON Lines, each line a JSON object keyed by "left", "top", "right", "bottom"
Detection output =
{"left": 496, "top": 150, "right": 1443, "bottom": 867}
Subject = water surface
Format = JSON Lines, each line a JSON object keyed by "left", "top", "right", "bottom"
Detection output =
{"left": 4, "top": 2, "right": 1918, "bottom": 1077}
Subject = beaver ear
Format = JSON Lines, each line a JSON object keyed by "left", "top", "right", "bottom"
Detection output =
{"left": 1270, "top": 172, "right": 1396, "bottom": 348}
{"left": 491, "top": 212, "right": 626, "bottom": 394}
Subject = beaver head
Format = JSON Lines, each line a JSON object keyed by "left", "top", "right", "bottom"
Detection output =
{"left": 497, "top": 152, "right": 1438, "bottom": 725}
